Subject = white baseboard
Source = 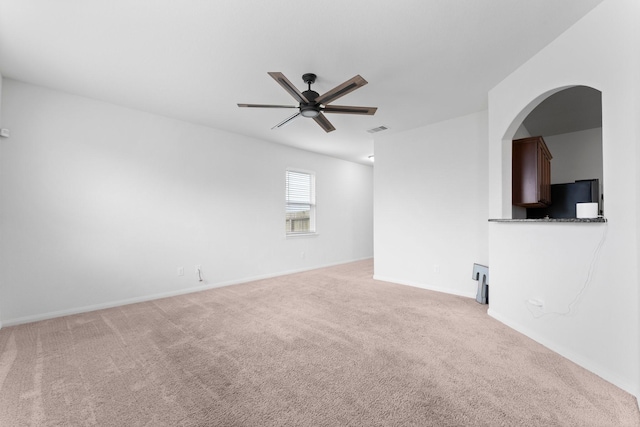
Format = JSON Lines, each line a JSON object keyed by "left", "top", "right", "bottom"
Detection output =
{"left": 0, "top": 257, "right": 373, "bottom": 328}
{"left": 488, "top": 308, "right": 639, "bottom": 400}
{"left": 373, "top": 275, "right": 477, "bottom": 299}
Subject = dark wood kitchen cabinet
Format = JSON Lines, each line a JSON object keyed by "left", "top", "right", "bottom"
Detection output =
{"left": 512, "top": 136, "right": 552, "bottom": 208}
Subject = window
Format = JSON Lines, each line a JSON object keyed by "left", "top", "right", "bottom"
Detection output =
{"left": 285, "top": 169, "right": 315, "bottom": 235}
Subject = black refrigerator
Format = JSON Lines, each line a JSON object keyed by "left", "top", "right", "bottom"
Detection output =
{"left": 527, "top": 179, "right": 600, "bottom": 219}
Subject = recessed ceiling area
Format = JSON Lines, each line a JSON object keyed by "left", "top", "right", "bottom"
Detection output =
{"left": 0, "top": 0, "right": 606, "bottom": 164}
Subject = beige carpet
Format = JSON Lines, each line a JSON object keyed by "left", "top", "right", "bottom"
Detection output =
{"left": 0, "top": 259, "right": 638, "bottom": 426}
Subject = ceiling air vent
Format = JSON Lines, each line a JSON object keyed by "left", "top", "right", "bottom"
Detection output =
{"left": 367, "top": 125, "right": 388, "bottom": 134}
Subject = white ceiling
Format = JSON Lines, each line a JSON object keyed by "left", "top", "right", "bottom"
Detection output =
{"left": 0, "top": 0, "right": 604, "bottom": 165}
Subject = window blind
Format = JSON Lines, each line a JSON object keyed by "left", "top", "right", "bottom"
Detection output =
{"left": 285, "top": 170, "right": 315, "bottom": 234}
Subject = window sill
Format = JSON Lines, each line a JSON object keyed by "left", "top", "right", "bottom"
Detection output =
{"left": 286, "top": 232, "right": 319, "bottom": 239}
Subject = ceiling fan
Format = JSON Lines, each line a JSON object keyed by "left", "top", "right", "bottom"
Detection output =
{"left": 238, "top": 72, "right": 377, "bottom": 133}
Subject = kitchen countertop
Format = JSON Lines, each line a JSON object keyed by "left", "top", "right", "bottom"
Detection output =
{"left": 488, "top": 217, "right": 607, "bottom": 223}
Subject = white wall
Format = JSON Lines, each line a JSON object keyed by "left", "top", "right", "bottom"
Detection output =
{"left": 545, "top": 127, "right": 603, "bottom": 191}
{"left": 488, "top": 0, "right": 639, "bottom": 398}
{"left": 511, "top": 124, "right": 531, "bottom": 219}
{"left": 637, "top": 25, "right": 640, "bottom": 411}
{"left": 0, "top": 79, "right": 374, "bottom": 326}
{"left": 0, "top": 73, "right": 3, "bottom": 328}
{"left": 545, "top": 127, "right": 604, "bottom": 213}
{"left": 374, "top": 111, "right": 488, "bottom": 298}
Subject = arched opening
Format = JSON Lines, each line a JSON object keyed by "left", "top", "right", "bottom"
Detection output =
{"left": 503, "top": 86, "right": 602, "bottom": 219}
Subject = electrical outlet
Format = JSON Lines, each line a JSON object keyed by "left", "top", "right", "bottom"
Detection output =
{"left": 177, "top": 267, "right": 184, "bottom": 276}
{"left": 527, "top": 298, "right": 544, "bottom": 308}
{"left": 433, "top": 265, "right": 440, "bottom": 274}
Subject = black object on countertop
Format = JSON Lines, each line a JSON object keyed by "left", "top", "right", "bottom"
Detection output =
{"left": 527, "top": 179, "right": 599, "bottom": 219}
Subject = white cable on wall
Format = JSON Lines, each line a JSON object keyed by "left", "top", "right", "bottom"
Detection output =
{"left": 527, "top": 221, "right": 608, "bottom": 319}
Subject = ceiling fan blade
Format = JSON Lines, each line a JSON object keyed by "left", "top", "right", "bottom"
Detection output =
{"left": 268, "top": 72, "right": 310, "bottom": 104}
{"left": 323, "top": 105, "right": 377, "bottom": 115}
{"left": 238, "top": 103, "right": 297, "bottom": 109}
{"left": 272, "top": 112, "right": 301, "bottom": 129}
{"left": 313, "top": 113, "right": 336, "bottom": 133}
{"left": 315, "top": 75, "right": 368, "bottom": 105}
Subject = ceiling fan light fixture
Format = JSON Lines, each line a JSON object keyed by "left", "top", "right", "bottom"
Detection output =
{"left": 300, "top": 105, "right": 321, "bottom": 118}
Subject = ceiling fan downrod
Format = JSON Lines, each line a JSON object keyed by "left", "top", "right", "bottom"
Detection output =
{"left": 300, "top": 73, "right": 320, "bottom": 118}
